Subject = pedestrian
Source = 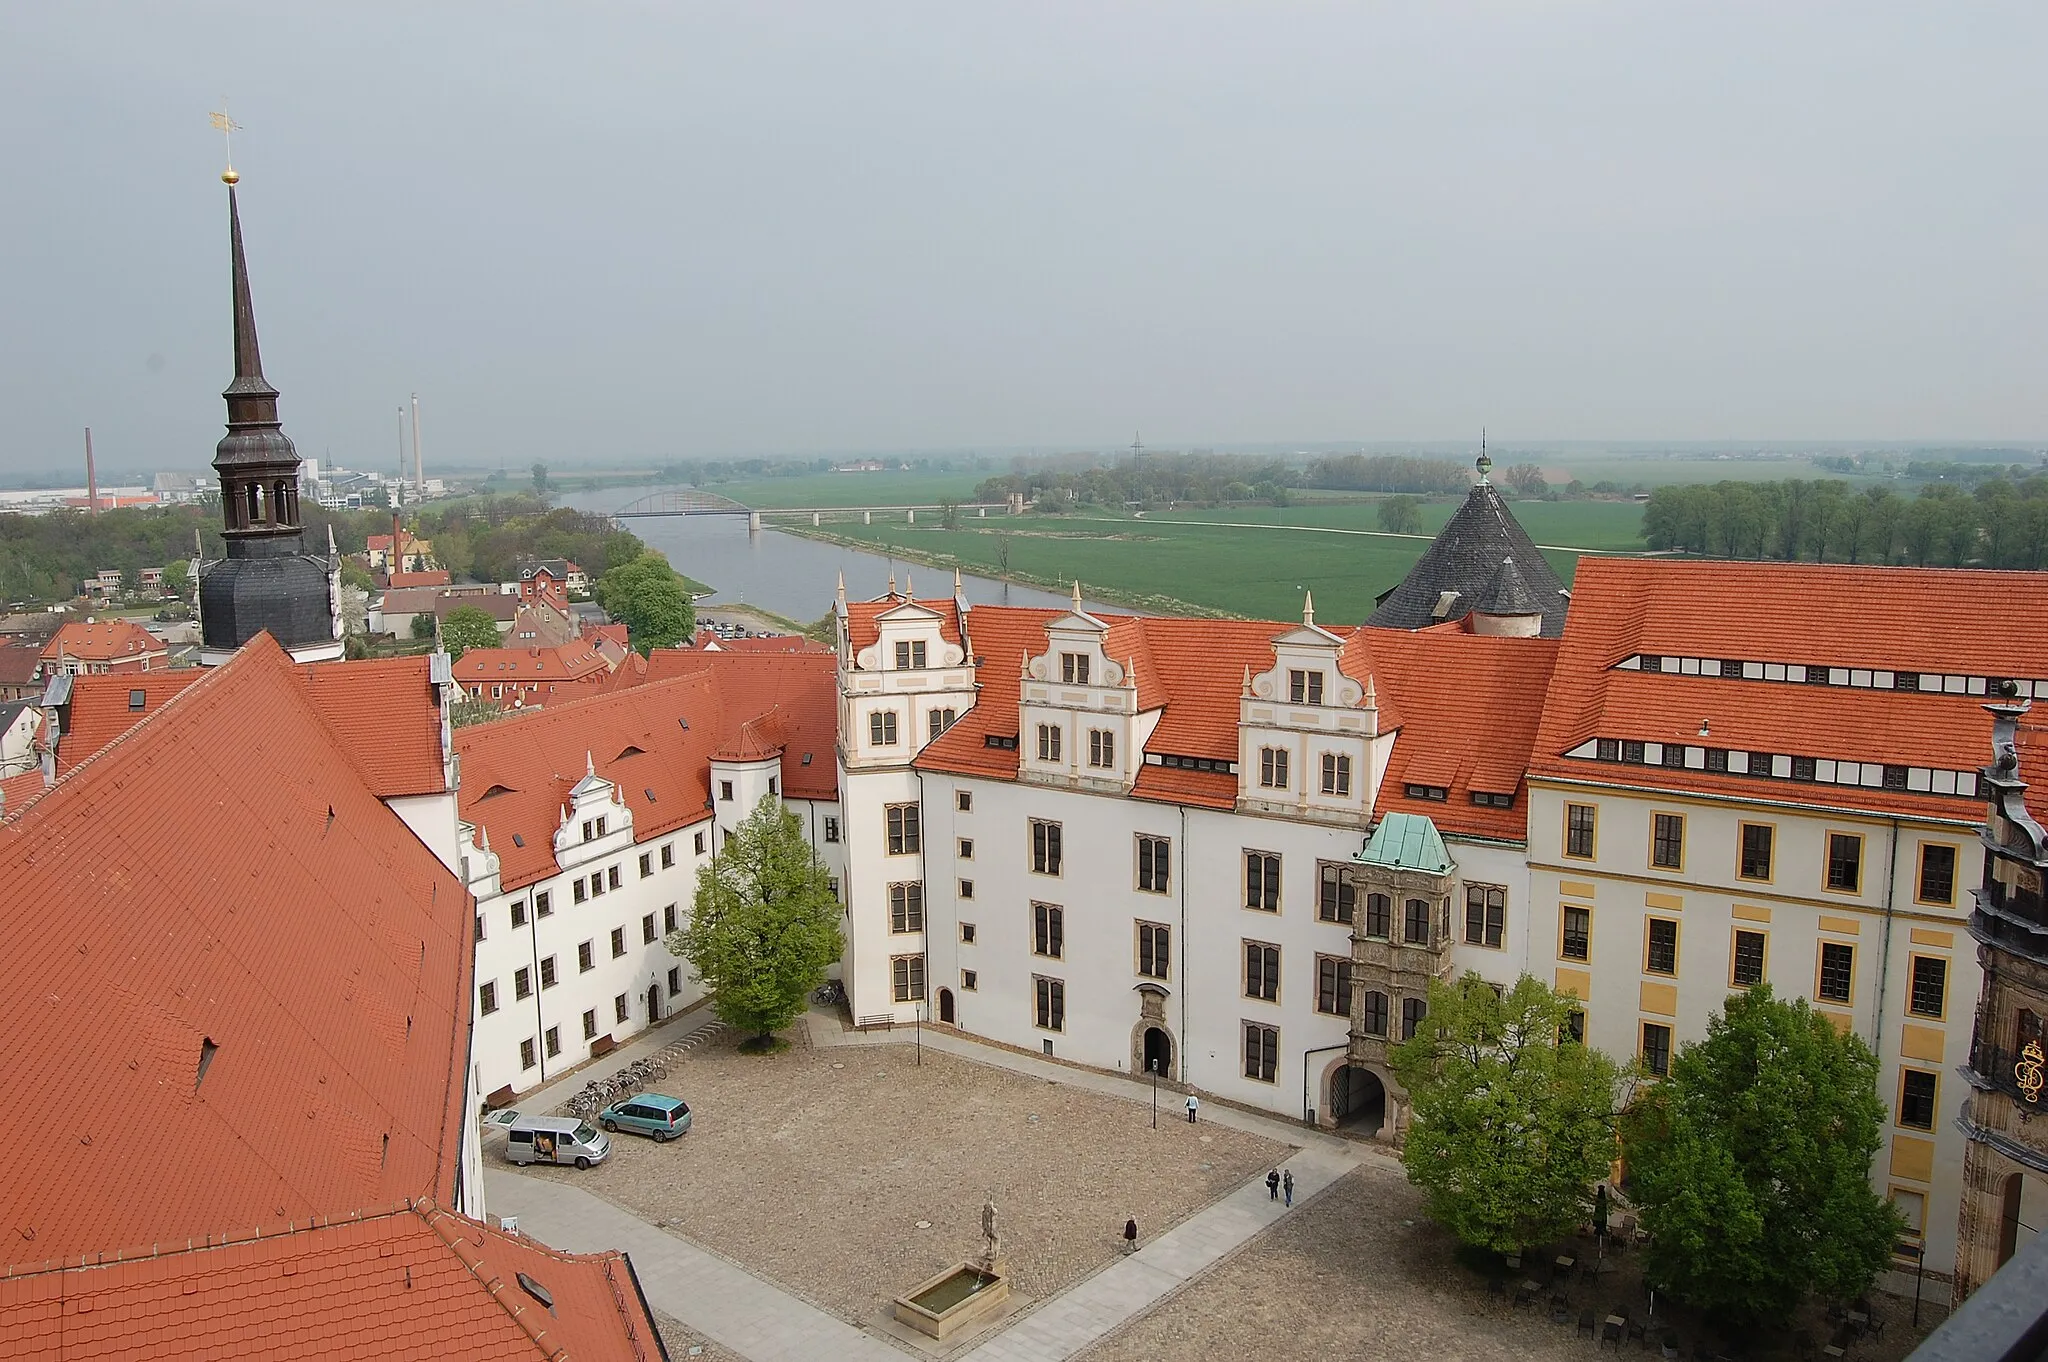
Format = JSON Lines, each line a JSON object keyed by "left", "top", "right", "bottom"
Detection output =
{"left": 1283, "top": 1170, "right": 1294, "bottom": 1207}
{"left": 1123, "top": 1218, "right": 1138, "bottom": 1254}
{"left": 1266, "top": 1169, "right": 1281, "bottom": 1201}
{"left": 1185, "top": 1093, "right": 1199, "bottom": 1124}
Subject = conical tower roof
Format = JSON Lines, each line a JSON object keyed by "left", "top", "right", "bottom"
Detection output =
{"left": 1473, "top": 555, "right": 1545, "bottom": 618}
{"left": 1366, "top": 474, "right": 1569, "bottom": 636}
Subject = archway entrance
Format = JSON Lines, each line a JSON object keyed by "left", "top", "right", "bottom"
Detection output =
{"left": 647, "top": 983, "right": 661, "bottom": 1023}
{"left": 1143, "top": 1026, "right": 1173, "bottom": 1078}
{"left": 938, "top": 988, "right": 955, "bottom": 1025}
{"left": 1330, "top": 1066, "right": 1385, "bottom": 1136}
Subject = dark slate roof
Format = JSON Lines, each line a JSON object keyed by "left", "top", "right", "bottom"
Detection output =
{"left": 1473, "top": 556, "right": 1545, "bottom": 617}
{"left": 1367, "top": 481, "right": 1570, "bottom": 637}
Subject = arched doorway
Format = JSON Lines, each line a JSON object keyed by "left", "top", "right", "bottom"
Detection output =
{"left": 1143, "top": 1026, "right": 1173, "bottom": 1077}
{"left": 1330, "top": 1066, "right": 1386, "bottom": 1136}
{"left": 647, "top": 983, "right": 662, "bottom": 1023}
{"left": 938, "top": 988, "right": 955, "bottom": 1025}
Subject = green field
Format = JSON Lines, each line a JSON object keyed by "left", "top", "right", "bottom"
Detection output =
{"left": 799, "top": 500, "right": 1644, "bottom": 622}
{"left": 709, "top": 472, "right": 990, "bottom": 509}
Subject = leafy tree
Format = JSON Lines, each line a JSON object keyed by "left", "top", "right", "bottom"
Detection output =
{"left": 160, "top": 559, "right": 190, "bottom": 597}
{"left": 1389, "top": 973, "right": 1622, "bottom": 1255}
{"left": 339, "top": 558, "right": 375, "bottom": 593}
{"left": 410, "top": 612, "right": 438, "bottom": 641}
{"left": 450, "top": 695, "right": 504, "bottom": 727}
{"left": 1377, "top": 495, "right": 1424, "bottom": 536}
{"left": 1503, "top": 462, "right": 1549, "bottom": 498}
{"left": 595, "top": 551, "right": 694, "bottom": 653}
{"left": 1622, "top": 986, "right": 1899, "bottom": 1322}
{"left": 531, "top": 462, "right": 549, "bottom": 494}
{"left": 667, "top": 794, "right": 843, "bottom": 1050}
{"left": 439, "top": 605, "right": 501, "bottom": 659}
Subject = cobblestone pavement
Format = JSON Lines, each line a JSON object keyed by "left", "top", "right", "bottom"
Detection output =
{"left": 651, "top": 1309, "right": 746, "bottom": 1362}
{"left": 1075, "top": 1161, "right": 1940, "bottom": 1362}
{"left": 516, "top": 1024, "right": 1284, "bottom": 1329}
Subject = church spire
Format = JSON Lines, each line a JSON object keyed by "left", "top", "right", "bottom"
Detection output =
{"left": 226, "top": 188, "right": 274, "bottom": 406}
{"left": 212, "top": 180, "right": 302, "bottom": 545}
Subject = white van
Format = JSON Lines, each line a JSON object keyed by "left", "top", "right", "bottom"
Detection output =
{"left": 504, "top": 1114, "right": 610, "bottom": 1169}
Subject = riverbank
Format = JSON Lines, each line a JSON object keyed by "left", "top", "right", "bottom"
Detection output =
{"left": 773, "top": 523, "right": 1238, "bottom": 619}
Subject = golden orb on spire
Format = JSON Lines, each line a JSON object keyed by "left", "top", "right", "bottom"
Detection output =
{"left": 221, "top": 165, "right": 240, "bottom": 185}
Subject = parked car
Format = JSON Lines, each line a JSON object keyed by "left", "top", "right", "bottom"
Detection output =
{"left": 598, "top": 1094, "right": 692, "bottom": 1141}
{"left": 503, "top": 1114, "right": 610, "bottom": 1168}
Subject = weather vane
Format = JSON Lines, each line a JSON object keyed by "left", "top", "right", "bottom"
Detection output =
{"left": 210, "top": 101, "right": 242, "bottom": 184}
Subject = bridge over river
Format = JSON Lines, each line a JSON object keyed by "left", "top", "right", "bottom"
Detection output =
{"left": 612, "top": 488, "right": 1011, "bottom": 530}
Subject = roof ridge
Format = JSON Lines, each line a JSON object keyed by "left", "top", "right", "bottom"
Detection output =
{"left": 0, "top": 1198, "right": 422, "bottom": 1280}
{"left": 420, "top": 1202, "right": 574, "bottom": 1362}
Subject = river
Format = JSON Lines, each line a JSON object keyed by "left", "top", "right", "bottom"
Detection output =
{"left": 560, "top": 489, "right": 1126, "bottom": 621}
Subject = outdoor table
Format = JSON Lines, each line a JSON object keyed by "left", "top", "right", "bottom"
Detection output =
{"left": 1555, "top": 1255, "right": 1576, "bottom": 1276}
{"left": 1602, "top": 1315, "right": 1625, "bottom": 1348}
{"left": 1846, "top": 1309, "right": 1868, "bottom": 1335}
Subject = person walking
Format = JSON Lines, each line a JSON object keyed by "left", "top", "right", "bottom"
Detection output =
{"left": 1283, "top": 1170, "right": 1295, "bottom": 1207}
{"left": 1185, "top": 1093, "right": 1199, "bottom": 1124}
{"left": 1123, "top": 1218, "right": 1138, "bottom": 1255}
{"left": 1266, "top": 1169, "right": 1281, "bottom": 1201}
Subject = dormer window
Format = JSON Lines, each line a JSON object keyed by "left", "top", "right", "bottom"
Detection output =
{"left": 1289, "top": 670, "right": 1323, "bottom": 705}
{"left": 895, "top": 640, "right": 927, "bottom": 670}
{"left": 1061, "top": 653, "right": 1090, "bottom": 684}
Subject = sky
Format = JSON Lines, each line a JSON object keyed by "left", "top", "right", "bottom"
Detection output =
{"left": 1, "top": 3, "right": 2043, "bottom": 480}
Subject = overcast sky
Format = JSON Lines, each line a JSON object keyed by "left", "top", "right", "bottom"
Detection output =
{"left": 1, "top": 3, "right": 2042, "bottom": 478}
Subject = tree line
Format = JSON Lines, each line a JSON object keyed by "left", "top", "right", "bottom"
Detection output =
{"left": 1644, "top": 475, "right": 2048, "bottom": 568}
{"left": 973, "top": 452, "right": 1298, "bottom": 509}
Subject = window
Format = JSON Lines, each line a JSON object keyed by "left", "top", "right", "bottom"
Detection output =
{"left": 1645, "top": 919, "right": 1678, "bottom": 976}
{"left": 608, "top": 865, "right": 620, "bottom": 891}
{"left": 1642, "top": 1023, "right": 1672, "bottom": 1076}
{"left": 1918, "top": 844, "right": 1957, "bottom": 905}
{"left": 643, "top": 913, "right": 657, "bottom": 945}
{"left": 929, "top": 707, "right": 956, "bottom": 737}
{"left": 1244, "top": 852, "right": 1281, "bottom": 911}
{"left": 823, "top": 816, "right": 840, "bottom": 844}
{"left": 1031, "top": 819, "right": 1063, "bottom": 874}
{"left": 960, "top": 922, "right": 977, "bottom": 944}
{"left": 639, "top": 852, "right": 652, "bottom": 878}
{"left": 1738, "top": 823, "right": 1774, "bottom": 881}
{"left": 827, "top": 877, "right": 840, "bottom": 899}
{"left": 1316, "top": 956, "right": 1353, "bottom": 1015}
{"left": 664, "top": 904, "right": 678, "bottom": 934}
{"left": 1400, "top": 997, "right": 1427, "bottom": 1041}
{"left": 1893, "top": 1188, "right": 1927, "bottom": 1243}
{"left": 1288, "top": 670, "right": 1323, "bottom": 705}
{"left": 1061, "top": 652, "right": 1090, "bottom": 684}
{"left": 1826, "top": 832, "right": 1864, "bottom": 893}
{"left": 479, "top": 981, "right": 498, "bottom": 1015}
{"left": 1259, "top": 746, "right": 1289, "bottom": 789}
{"left": 668, "top": 966, "right": 682, "bottom": 995}
{"left": 1622, "top": 740, "right": 1645, "bottom": 764}
{"left": 511, "top": 900, "right": 529, "bottom": 929}
{"left": 1403, "top": 897, "right": 1431, "bottom": 946}
{"left": 573, "top": 880, "right": 588, "bottom": 905}
{"left": 1909, "top": 955, "right": 1947, "bottom": 1019}
{"left": 540, "top": 956, "right": 558, "bottom": 989}
{"left": 1732, "top": 929, "right": 1767, "bottom": 987}
{"left": 1138, "top": 922, "right": 1170, "bottom": 979}
{"left": 519, "top": 1038, "right": 536, "bottom": 1070}
{"left": 1244, "top": 1022, "right": 1279, "bottom": 1081}
{"left": 582, "top": 1010, "right": 598, "bottom": 1041}
{"left": 1243, "top": 941, "right": 1280, "bottom": 1001}
{"left": 892, "top": 954, "right": 926, "bottom": 1002}
{"left": 1364, "top": 892, "right": 1391, "bottom": 939}
{"left": 1561, "top": 1009, "right": 1586, "bottom": 1044}
{"left": 895, "top": 639, "right": 927, "bottom": 670}
{"left": 545, "top": 1027, "right": 561, "bottom": 1058}
{"left": 1137, "top": 835, "right": 1171, "bottom": 893}
{"left": 957, "top": 790, "right": 973, "bottom": 812}
{"left": 960, "top": 879, "right": 974, "bottom": 899}
{"left": 1037, "top": 723, "right": 1063, "bottom": 762}
{"left": 604, "top": 927, "right": 621, "bottom": 958}
{"left": 1318, "top": 864, "right": 1355, "bottom": 924}
{"left": 615, "top": 993, "right": 630, "bottom": 1024}
{"left": 886, "top": 803, "right": 921, "bottom": 854}
{"left": 1561, "top": 906, "right": 1591, "bottom": 962}
{"left": 1470, "top": 790, "right": 1511, "bottom": 808}
{"left": 514, "top": 967, "right": 532, "bottom": 1000}
{"left": 958, "top": 837, "right": 974, "bottom": 859}
{"left": 1320, "top": 753, "right": 1352, "bottom": 796}
{"left": 1089, "top": 728, "right": 1116, "bottom": 768}
{"left": 1651, "top": 813, "right": 1684, "bottom": 870}
{"left": 662, "top": 844, "right": 675, "bottom": 868}
{"left": 961, "top": 970, "right": 978, "bottom": 991}
{"left": 720, "top": 780, "right": 735, "bottom": 801}
{"left": 869, "top": 711, "right": 899, "bottom": 746}
{"left": 1034, "top": 976, "right": 1065, "bottom": 1030}
{"left": 582, "top": 819, "right": 594, "bottom": 842}
{"left": 695, "top": 831, "right": 706, "bottom": 855}
{"left": 1033, "top": 903, "right": 1065, "bottom": 958}
{"left": 535, "top": 890, "right": 551, "bottom": 917}
{"left": 1464, "top": 884, "right": 1505, "bottom": 948}
{"left": 890, "top": 882, "right": 925, "bottom": 933}
{"left": 1818, "top": 941, "right": 1855, "bottom": 1004}
{"left": 1898, "top": 1069, "right": 1937, "bottom": 1130}
{"left": 1360, "top": 990, "right": 1389, "bottom": 1036}
{"left": 578, "top": 941, "right": 594, "bottom": 973}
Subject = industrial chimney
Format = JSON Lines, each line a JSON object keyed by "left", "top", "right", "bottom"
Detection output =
{"left": 84, "top": 428, "right": 98, "bottom": 515}
{"left": 411, "top": 393, "right": 424, "bottom": 496}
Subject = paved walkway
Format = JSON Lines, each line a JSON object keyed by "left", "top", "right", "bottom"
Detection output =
{"left": 489, "top": 1009, "right": 1375, "bottom": 1362}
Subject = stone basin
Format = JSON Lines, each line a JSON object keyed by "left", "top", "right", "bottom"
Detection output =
{"left": 892, "top": 1262, "right": 1012, "bottom": 1340}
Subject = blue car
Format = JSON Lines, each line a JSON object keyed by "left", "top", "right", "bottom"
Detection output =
{"left": 598, "top": 1093, "right": 692, "bottom": 1141}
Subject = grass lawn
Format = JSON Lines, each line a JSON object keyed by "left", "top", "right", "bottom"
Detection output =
{"left": 1156, "top": 499, "right": 1647, "bottom": 551}
{"left": 705, "top": 471, "right": 990, "bottom": 509}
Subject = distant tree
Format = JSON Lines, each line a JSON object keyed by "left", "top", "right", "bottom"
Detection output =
{"left": 531, "top": 462, "right": 549, "bottom": 495}
{"left": 435, "top": 523, "right": 475, "bottom": 580}
{"left": 450, "top": 695, "right": 504, "bottom": 728}
{"left": 941, "top": 499, "right": 960, "bottom": 531}
{"left": 1503, "top": 462, "right": 1549, "bottom": 498}
{"left": 1390, "top": 973, "right": 1623, "bottom": 1256}
{"left": 667, "top": 794, "right": 843, "bottom": 1051}
{"left": 595, "top": 551, "right": 694, "bottom": 653}
{"left": 439, "top": 605, "right": 501, "bottom": 660}
{"left": 1377, "top": 496, "right": 1424, "bottom": 536}
{"left": 410, "top": 612, "right": 438, "bottom": 641}
{"left": 1623, "top": 986, "right": 1899, "bottom": 1323}
{"left": 339, "top": 558, "right": 375, "bottom": 593}
{"left": 160, "top": 559, "right": 190, "bottom": 597}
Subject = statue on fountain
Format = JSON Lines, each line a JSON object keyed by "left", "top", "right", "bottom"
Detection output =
{"left": 980, "top": 1197, "right": 1000, "bottom": 1268}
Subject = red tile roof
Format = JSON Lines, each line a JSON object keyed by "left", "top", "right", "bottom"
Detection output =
{"left": 1530, "top": 558, "right": 2048, "bottom": 821}
{"left": 39, "top": 618, "right": 166, "bottom": 665}
{"left": 843, "top": 594, "right": 966, "bottom": 654}
{"left": 0, "top": 1201, "right": 661, "bottom": 1362}
{"left": 51, "top": 670, "right": 209, "bottom": 776}
{"left": 297, "top": 655, "right": 449, "bottom": 798}
{"left": 0, "top": 638, "right": 40, "bottom": 687}
{"left": 454, "top": 640, "right": 613, "bottom": 690}
{"left": 0, "top": 769, "right": 42, "bottom": 815}
{"left": 0, "top": 636, "right": 474, "bottom": 1265}
{"left": 386, "top": 569, "right": 453, "bottom": 588}
{"left": 692, "top": 631, "right": 831, "bottom": 655}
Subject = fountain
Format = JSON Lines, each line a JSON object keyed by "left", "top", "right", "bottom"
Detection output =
{"left": 891, "top": 1197, "right": 1013, "bottom": 1340}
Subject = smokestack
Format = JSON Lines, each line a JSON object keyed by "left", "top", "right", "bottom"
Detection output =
{"left": 84, "top": 428, "right": 98, "bottom": 515}
{"left": 392, "top": 511, "right": 404, "bottom": 572}
{"left": 411, "top": 393, "right": 424, "bottom": 496}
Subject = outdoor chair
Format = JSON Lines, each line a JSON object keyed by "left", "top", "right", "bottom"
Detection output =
{"left": 1514, "top": 1280, "right": 1540, "bottom": 1309}
{"left": 1579, "top": 1308, "right": 1598, "bottom": 1337}
{"left": 1627, "top": 1318, "right": 1648, "bottom": 1347}
{"left": 1660, "top": 1332, "right": 1682, "bottom": 1361}
{"left": 1486, "top": 1276, "right": 1507, "bottom": 1304}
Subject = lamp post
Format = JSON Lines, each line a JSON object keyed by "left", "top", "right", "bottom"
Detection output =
{"left": 916, "top": 993, "right": 924, "bottom": 1067}
{"left": 1150, "top": 1057, "right": 1159, "bottom": 1129}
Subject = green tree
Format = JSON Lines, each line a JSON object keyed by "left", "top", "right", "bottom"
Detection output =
{"left": 1390, "top": 973, "right": 1622, "bottom": 1255}
{"left": 339, "top": 558, "right": 376, "bottom": 593}
{"left": 160, "top": 559, "right": 190, "bottom": 597}
{"left": 409, "top": 612, "right": 439, "bottom": 641}
{"left": 595, "top": 551, "right": 694, "bottom": 653}
{"left": 1503, "top": 462, "right": 1549, "bottom": 498}
{"left": 531, "top": 462, "right": 549, "bottom": 495}
{"left": 1378, "top": 495, "right": 1424, "bottom": 535}
{"left": 1622, "top": 986, "right": 1899, "bottom": 1322}
{"left": 667, "top": 794, "right": 843, "bottom": 1050}
{"left": 439, "top": 605, "right": 501, "bottom": 659}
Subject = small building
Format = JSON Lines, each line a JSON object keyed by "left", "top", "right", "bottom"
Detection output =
{"left": 518, "top": 558, "right": 590, "bottom": 612}
{"left": 0, "top": 638, "right": 42, "bottom": 701}
{"left": 139, "top": 566, "right": 164, "bottom": 592}
{"left": 39, "top": 618, "right": 167, "bottom": 677}
{"left": 453, "top": 639, "right": 615, "bottom": 709}
{"left": 0, "top": 698, "right": 41, "bottom": 776}
{"left": 87, "top": 568, "right": 124, "bottom": 598}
